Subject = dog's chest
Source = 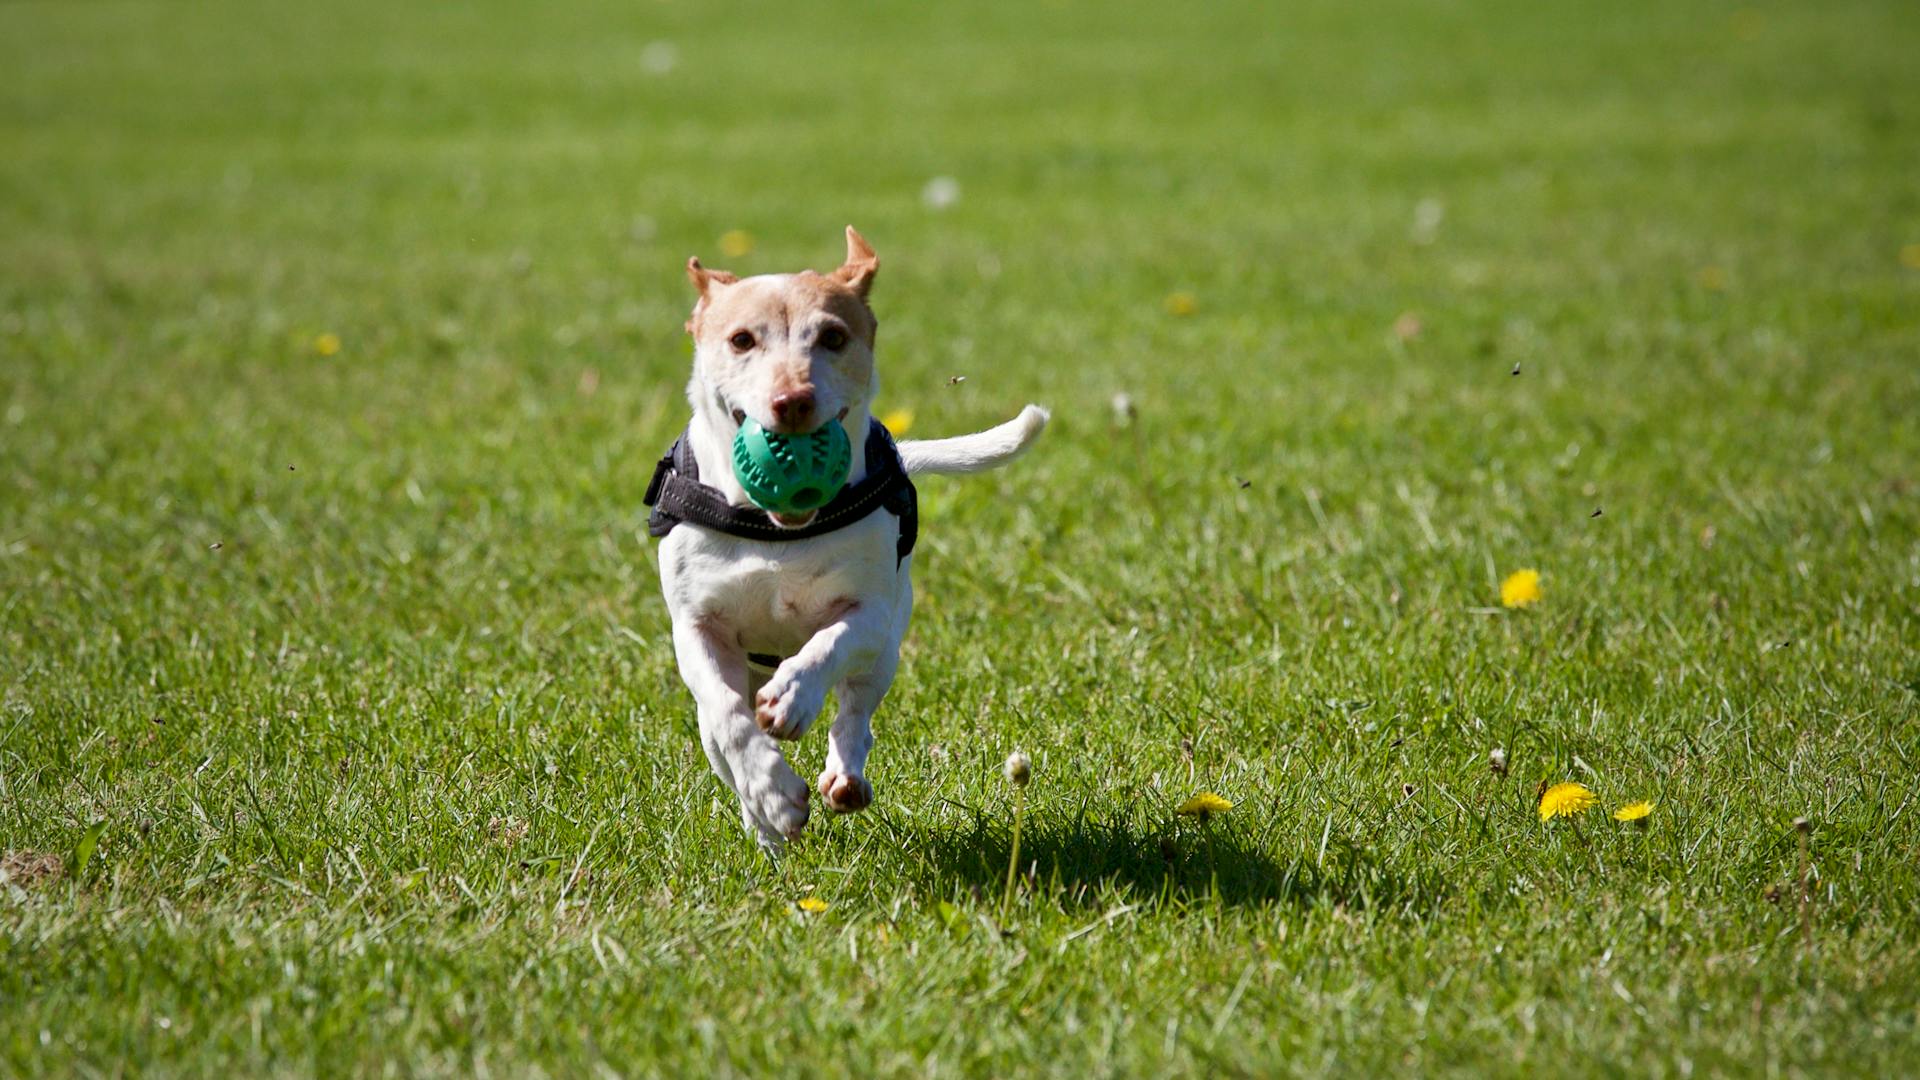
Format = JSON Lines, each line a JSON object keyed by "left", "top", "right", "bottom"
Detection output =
{"left": 660, "top": 514, "right": 901, "bottom": 652}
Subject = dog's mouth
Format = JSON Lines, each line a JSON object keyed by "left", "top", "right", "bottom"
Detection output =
{"left": 726, "top": 403, "right": 851, "bottom": 434}
{"left": 719, "top": 398, "right": 850, "bottom": 529}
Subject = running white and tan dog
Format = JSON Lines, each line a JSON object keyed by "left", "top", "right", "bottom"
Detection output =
{"left": 649, "top": 227, "right": 1047, "bottom": 851}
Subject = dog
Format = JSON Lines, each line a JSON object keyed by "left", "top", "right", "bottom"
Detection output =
{"left": 645, "top": 226, "right": 1047, "bottom": 851}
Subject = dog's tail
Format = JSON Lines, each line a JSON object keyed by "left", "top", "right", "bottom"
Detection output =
{"left": 898, "top": 404, "right": 1049, "bottom": 476}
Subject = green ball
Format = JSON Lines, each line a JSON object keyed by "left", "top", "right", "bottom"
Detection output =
{"left": 730, "top": 417, "right": 852, "bottom": 515}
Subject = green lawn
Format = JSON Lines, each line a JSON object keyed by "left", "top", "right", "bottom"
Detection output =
{"left": 4, "top": 0, "right": 1919, "bottom": 1074}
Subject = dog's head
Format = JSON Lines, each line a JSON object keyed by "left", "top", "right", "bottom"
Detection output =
{"left": 684, "top": 226, "right": 880, "bottom": 444}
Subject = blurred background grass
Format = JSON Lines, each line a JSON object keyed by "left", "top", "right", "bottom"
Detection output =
{"left": 3, "top": 0, "right": 1918, "bottom": 1074}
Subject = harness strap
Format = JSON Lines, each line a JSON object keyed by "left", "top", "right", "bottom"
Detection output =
{"left": 644, "top": 418, "right": 917, "bottom": 563}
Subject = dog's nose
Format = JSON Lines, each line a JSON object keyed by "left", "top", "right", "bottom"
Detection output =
{"left": 770, "top": 389, "right": 816, "bottom": 431}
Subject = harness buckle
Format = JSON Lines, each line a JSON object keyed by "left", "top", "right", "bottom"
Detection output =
{"left": 642, "top": 453, "right": 672, "bottom": 508}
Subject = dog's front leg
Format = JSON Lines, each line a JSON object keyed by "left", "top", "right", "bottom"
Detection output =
{"left": 815, "top": 645, "right": 897, "bottom": 813}
{"left": 672, "top": 619, "right": 810, "bottom": 851}
{"left": 754, "top": 602, "right": 892, "bottom": 742}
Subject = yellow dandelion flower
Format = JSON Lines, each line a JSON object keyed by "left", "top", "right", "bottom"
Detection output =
{"left": 1538, "top": 781, "right": 1597, "bottom": 822}
{"left": 719, "top": 229, "right": 754, "bottom": 259}
{"left": 313, "top": 332, "right": 341, "bottom": 357}
{"left": 1613, "top": 800, "right": 1654, "bottom": 823}
{"left": 879, "top": 408, "right": 914, "bottom": 436}
{"left": 1163, "top": 291, "right": 1197, "bottom": 317}
{"left": 795, "top": 896, "right": 828, "bottom": 913}
{"left": 1177, "top": 792, "right": 1233, "bottom": 818}
{"left": 1901, "top": 243, "right": 1920, "bottom": 270}
{"left": 1696, "top": 265, "right": 1727, "bottom": 291}
{"left": 1500, "top": 569, "right": 1542, "bottom": 609}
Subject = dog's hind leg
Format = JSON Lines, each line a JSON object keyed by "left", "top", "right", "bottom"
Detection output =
{"left": 673, "top": 620, "right": 810, "bottom": 851}
{"left": 816, "top": 644, "right": 896, "bottom": 814}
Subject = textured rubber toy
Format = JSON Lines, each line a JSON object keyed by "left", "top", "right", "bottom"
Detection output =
{"left": 730, "top": 417, "right": 852, "bottom": 515}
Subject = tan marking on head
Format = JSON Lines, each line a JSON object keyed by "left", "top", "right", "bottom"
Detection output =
{"left": 680, "top": 230, "right": 886, "bottom": 434}
{"left": 690, "top": 273, "right": 876, "bottom": 346}
{"left": 787, "top": 272, "right": 878, "bottom": 347}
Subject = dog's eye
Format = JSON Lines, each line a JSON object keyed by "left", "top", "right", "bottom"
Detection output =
{"left": 817, "top": 326, "right": 848, "bottom": 352}
{"left": 728, "top": 330, "right": 755, "bottom": 352}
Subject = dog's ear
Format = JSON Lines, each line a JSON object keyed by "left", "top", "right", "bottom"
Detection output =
{"left": 830, "top": 226, "right": 878, "bottom": 299}
{"left": 685, "top": 257, "right": 738, "bottom": 335}
{"left": 686, "top": 256, "right": 738, "bottom": 297}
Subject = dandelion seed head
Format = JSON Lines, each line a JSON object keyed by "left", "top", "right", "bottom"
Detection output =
{"left": 639, "top": 41, "right": 678, "bottom": 76}
{"left": 921, "top": 176, "right": 961, "bottom": 210}
{"left": 1411, "top": 197, "right": 1445, "bottom": 244}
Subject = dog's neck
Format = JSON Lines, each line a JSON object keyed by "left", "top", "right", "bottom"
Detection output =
{"left": 685, "top": 392, "right": 874, "bottom": 509}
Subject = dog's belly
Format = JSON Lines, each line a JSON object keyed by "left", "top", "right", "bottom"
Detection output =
{"left": 659, "top": 514, "right": 904, "bottom": 661}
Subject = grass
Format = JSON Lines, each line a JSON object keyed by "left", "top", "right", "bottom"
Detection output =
{"left": 3, "top": 0, "right": 1919, "bottom": 1073}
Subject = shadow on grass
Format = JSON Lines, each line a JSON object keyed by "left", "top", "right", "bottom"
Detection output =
{"left": 889, "top": 807, "right": 1450, "bottom": 914}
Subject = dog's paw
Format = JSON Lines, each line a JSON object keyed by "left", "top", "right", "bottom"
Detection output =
{"left": 816, "top": 769, "right": 873, "bottom": 814}
{"left": 739, "top": 756, "right": 811, "bottom": 848}
{"left": 755, "top": 668, "right": 826, "bottom": 741}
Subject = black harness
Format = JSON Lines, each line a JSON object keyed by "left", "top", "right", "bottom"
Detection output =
{"left": 643, "top": 417, "right": 918, "bottom": 564}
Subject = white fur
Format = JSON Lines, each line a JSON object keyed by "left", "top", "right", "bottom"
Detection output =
{"left": 899, "top": 405, "right": 1050, "bottom": 475}
{"left": 659, "top": 262, "right": 1045, "bottom": 852}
